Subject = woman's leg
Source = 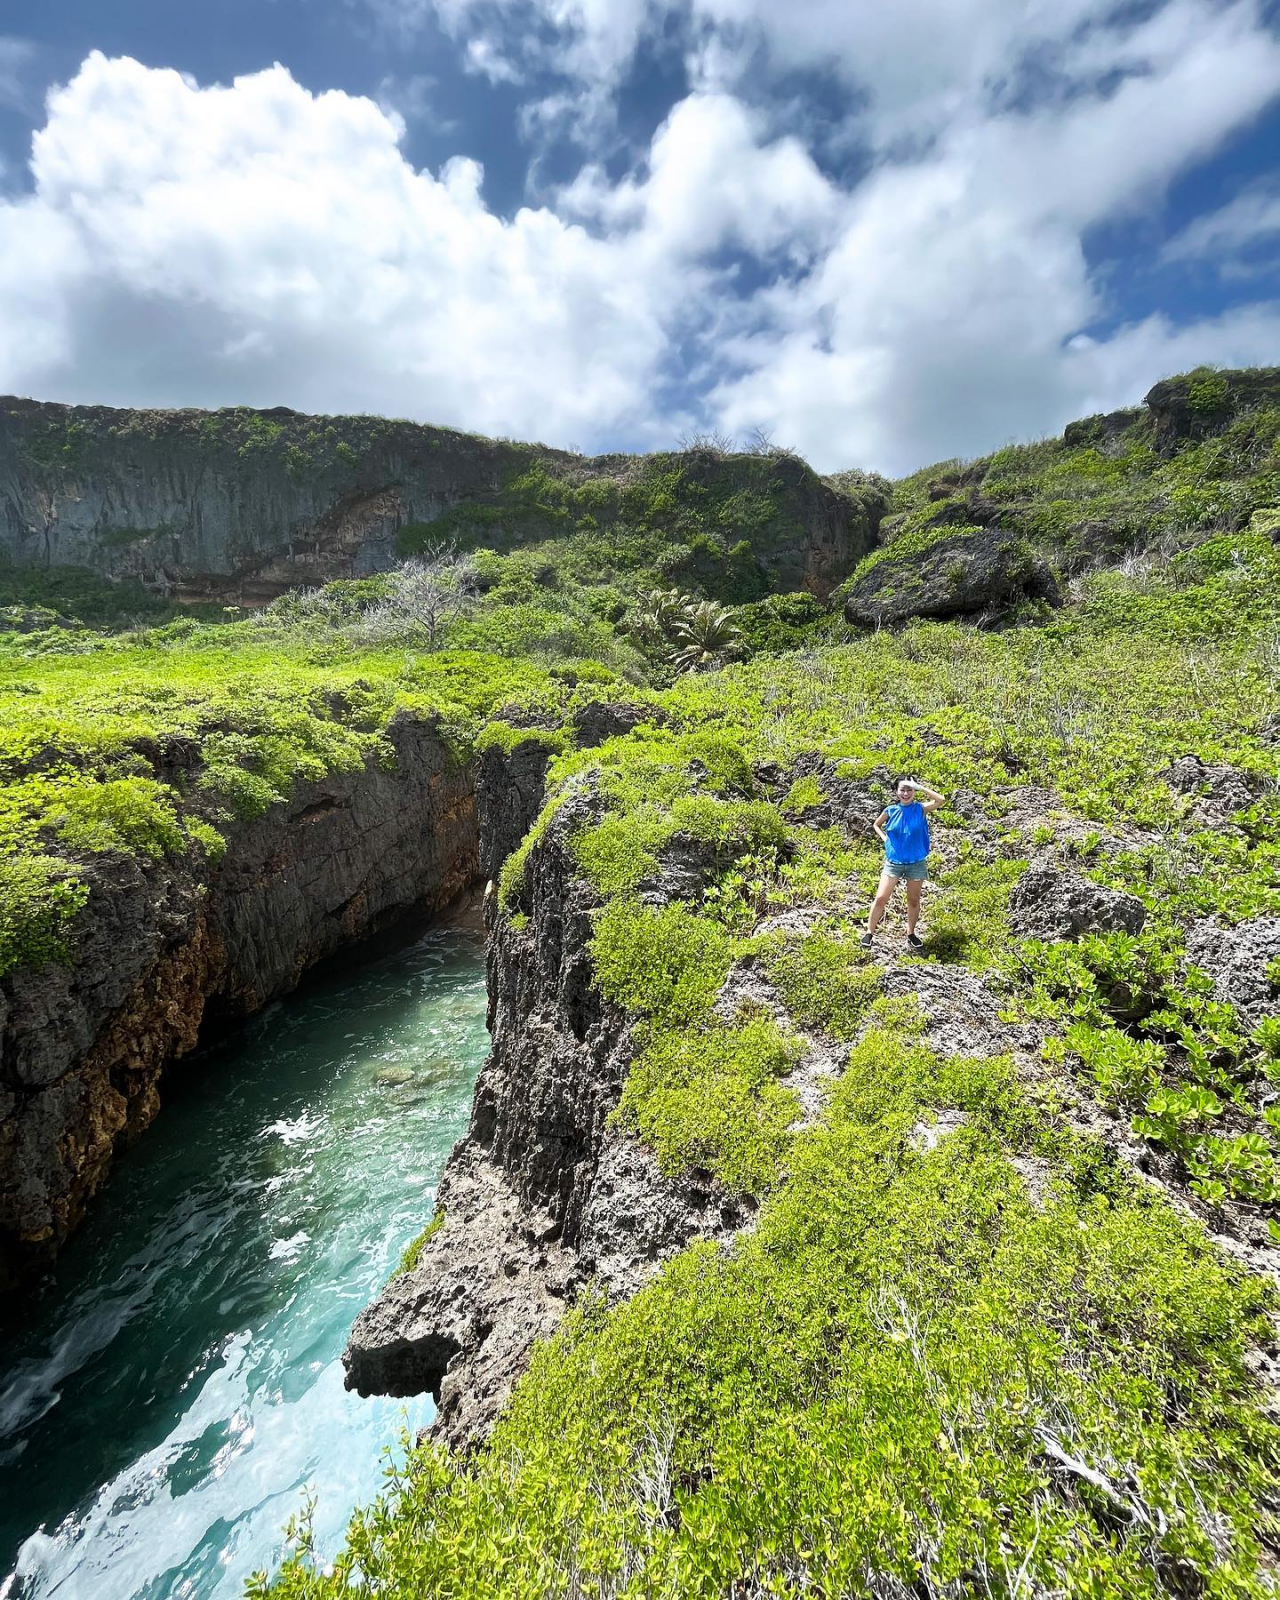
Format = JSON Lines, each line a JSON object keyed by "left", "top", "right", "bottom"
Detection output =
{"left": 866, "top": 868, "right": 900, "bottom": 935}
{"left": 905, "top": 876, "right": 924, "bottom": 935}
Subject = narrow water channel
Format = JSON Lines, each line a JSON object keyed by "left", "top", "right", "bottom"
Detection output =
{"left": 0, "top": 913, "right": 489, "bottom": 1600}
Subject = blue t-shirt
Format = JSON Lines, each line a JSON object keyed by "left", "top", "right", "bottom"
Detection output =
{"left": 884, "top": 800, "right": 929, "bottom": 865}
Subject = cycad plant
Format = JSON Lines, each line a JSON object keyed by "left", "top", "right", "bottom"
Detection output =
{"left": 671, "top": 599, "right": 742, "bottom": 672}
{"left": 629, "top": 588, "right": 689, "bottom": 648}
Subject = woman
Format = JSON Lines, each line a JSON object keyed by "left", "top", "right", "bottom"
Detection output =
{"left": 861, "top": 777, "right": 945, "bottom": 948}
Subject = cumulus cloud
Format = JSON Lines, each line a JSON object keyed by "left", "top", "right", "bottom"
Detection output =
{"left": 558, "top": 93, "right": 839, "bottom": 263}
{"left": 0, "top": 53, "right": 689, "bottom": 445}
{"left": 702, "top": 0, "right": 1280, "bottom": 470}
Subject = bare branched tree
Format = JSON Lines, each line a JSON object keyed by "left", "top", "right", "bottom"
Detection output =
{"left": 359, "top": 545, "right": 479, "bottom": 646}
{"left": 676, "top": 428, "right": 738, "bottom": 457}
{"left": 743, "top": 425, "right": 798, "bottom": 459}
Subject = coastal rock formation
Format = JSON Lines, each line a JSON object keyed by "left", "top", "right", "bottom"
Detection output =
{"left": 1145, "top": 367, "right": 1280, "bottom": 455}
{"left": 0, "top": 399, "right": 875, "bottom": 605}
{"left": 0, "top": 715, "right": 477, "bottom": 1291}
{"left": 344, "top": 774, "right": 749, "bottom": 1446}
{"left": 1008, "top": 866, "right": 1147, "bottom": 943}
{"left": 1185, "top": 916, "right": 1280, "bottom": 1026}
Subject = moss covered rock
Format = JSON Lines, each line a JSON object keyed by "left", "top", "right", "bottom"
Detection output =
{"left": 1145, "top": 366, "right": 1280, "bottom": 454}
{"left": 842, "top": 524, "right": 1061, "bottom": 626}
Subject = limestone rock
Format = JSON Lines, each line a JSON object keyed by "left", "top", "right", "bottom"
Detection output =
{"left": 1185, "top": 917, "right": 1280, "bottom": 1026}
{"left": 1062, "top": 407, "right": 1145, "bottom": 449}
{"left": 344, "top": 772, "right": 746, "bottom": 1448}
{"left": 476, "top": 736, "right": 554, "bottom": 882}
{"left": 1145, "top": 368, "right": 1280, "bottom": 455}
{"left": 570, "top": 698, "right": 656, "bottom": 749}
{"left": 0, "top": 714, "right": 477, "bottom": 1292}
{"left": 1008, "top": 866, "right": 1147, "bottom": 942}
{"left": 0, "top": 398, "right": 872, "bottom": 605}
{"left": 1162, "top": 755, "right": 1260, "bottom": 823}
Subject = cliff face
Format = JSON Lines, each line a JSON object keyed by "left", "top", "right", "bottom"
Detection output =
{"left": 0, "top": 714, "right": 477, "bottom": 1293}
{"left": 0, "top": 399, "right": 538, "bottom": 604}
{"left": 0, "top": 399, "right": 875, "bottom": 604}
{"left": 344, "top": 755, "right": 749, "bottom": 1445}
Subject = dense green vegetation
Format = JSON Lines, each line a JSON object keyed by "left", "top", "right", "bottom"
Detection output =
{"left": 397, "top": 450, "right": 876, "bottom": 608}
{"left": 261, "top": 1021, "right": 1277, "bottom": 1598}
{"left": 0, "top": 629, "right": 565, "bottom": 974}
{"left": 4, "top": 369, "right": 1280, "bottom": 1596}
{"left": 261, "top": 502, "right": 1278, "bottom": 1595}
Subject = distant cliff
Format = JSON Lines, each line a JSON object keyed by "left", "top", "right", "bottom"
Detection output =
{"left": 0, "top": 399, "right": 881, "bottom": 604}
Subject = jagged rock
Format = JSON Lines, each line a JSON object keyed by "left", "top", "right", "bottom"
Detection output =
{"left": 1162, "top": 755, "right": 1260, "bottom": 823}
{"left": 1145, "top": 368, "right": 1280, "bottom": 456}
{"left": 776, "top": 753, "right": 894, "bottom": 839}
{"left": 476, "top": 736, "right": 555, "bottom": 881}
{"left": 342, "top": 1146, "right": 574, "bottom": 1431}
{"left": 0, "top": 714, "right": 477, "bottom": 1291}
{"left": 0, "top": 398, "right": 872, "bottom": 604}
{"left": 1062, "top": 408, "right": 1145, "bottom": 449}
{"left": 843, "top": 528, "right": 1060, "bottom": 627}
{"left": 1185, "top": 918, "right": 1280, "bottom": 1026}
{"left": 878, "top": 963, "right": 1026, "bottom": 1060}
{"left": 344, "top": 764, "right": 746, "bottom": 1447}
{"left": 1008, "top": 866, "right": 1147, "bottom": 942}
{"left": 916, "top": 493, "right": 1019, "bottom": 532}
{"left": 571, "top": 698, "right": 658, "bottom": 749}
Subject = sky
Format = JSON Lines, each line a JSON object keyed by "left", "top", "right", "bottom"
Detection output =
{"left": 0, "top": 1, "right": 1277, "bottom": 475}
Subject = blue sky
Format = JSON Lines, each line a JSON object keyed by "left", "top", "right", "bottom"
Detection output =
{"left": 0, "top": 0, "right": 1277, "bottom": 474}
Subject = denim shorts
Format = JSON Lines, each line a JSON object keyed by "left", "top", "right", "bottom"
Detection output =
{"left": 885, "top": 857, "right": 928, "bottom": 881}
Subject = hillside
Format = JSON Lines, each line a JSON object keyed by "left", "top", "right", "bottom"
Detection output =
{"left": 2, "top": 366, "right": 1279, "bottom": 1598}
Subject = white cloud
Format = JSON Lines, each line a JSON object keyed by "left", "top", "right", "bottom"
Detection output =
{"left": 559, "top": 93, "right": 839, "bottom": 262}
{"left": 2, "top": 3, "right": 1279, "bottom": 480}
{"left": 704, "top": 0, "right": 1280, "bottom": 471}
{"left": 374, "top": 73, "right": 458, "bottom": 134}
{"left": 463, "top": 36, "right": 523, "bottom": 84}
{"left": 1163, "top": 178, "right": 1280, "bottom": 270}
{"left": 0, "top": 53, "right": 687, "bottom": 446}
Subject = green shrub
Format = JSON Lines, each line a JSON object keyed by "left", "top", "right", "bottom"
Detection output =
{"left": 767, "top": 929, "right": 881, "bottom": 1039}
{"left": 0, "top": 854, "right": 90, "bottom": 976}
{"left": 395, "top": 1210, "right": 445, "bottom": 1278}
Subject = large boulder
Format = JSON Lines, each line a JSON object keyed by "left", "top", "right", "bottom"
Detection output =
{"left": 1145, "top": 367, "right": 1280, "bottom": 455}
{"left": 1062, "top": 407, "right": 1145, "bottom": 449}
{"left": 571, "top": 698, "right": 657, "bottom": 749}
{"left": 842, "top": 526, "right": 1060, "bottom": 627}
{"left": 1009, "top": 866, "right": 1147, "bottom": 943}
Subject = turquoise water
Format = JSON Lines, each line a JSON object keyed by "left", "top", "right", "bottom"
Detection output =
{"left": 0, "top": 918, "right": 489, "bottom": 1600}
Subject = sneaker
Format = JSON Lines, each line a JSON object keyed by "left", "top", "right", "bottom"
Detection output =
{"left": 858, "top": 932, "right": 874, "bottom": 948}
{"left": 906, "top": 933, "right": 924, "bottom": 949}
